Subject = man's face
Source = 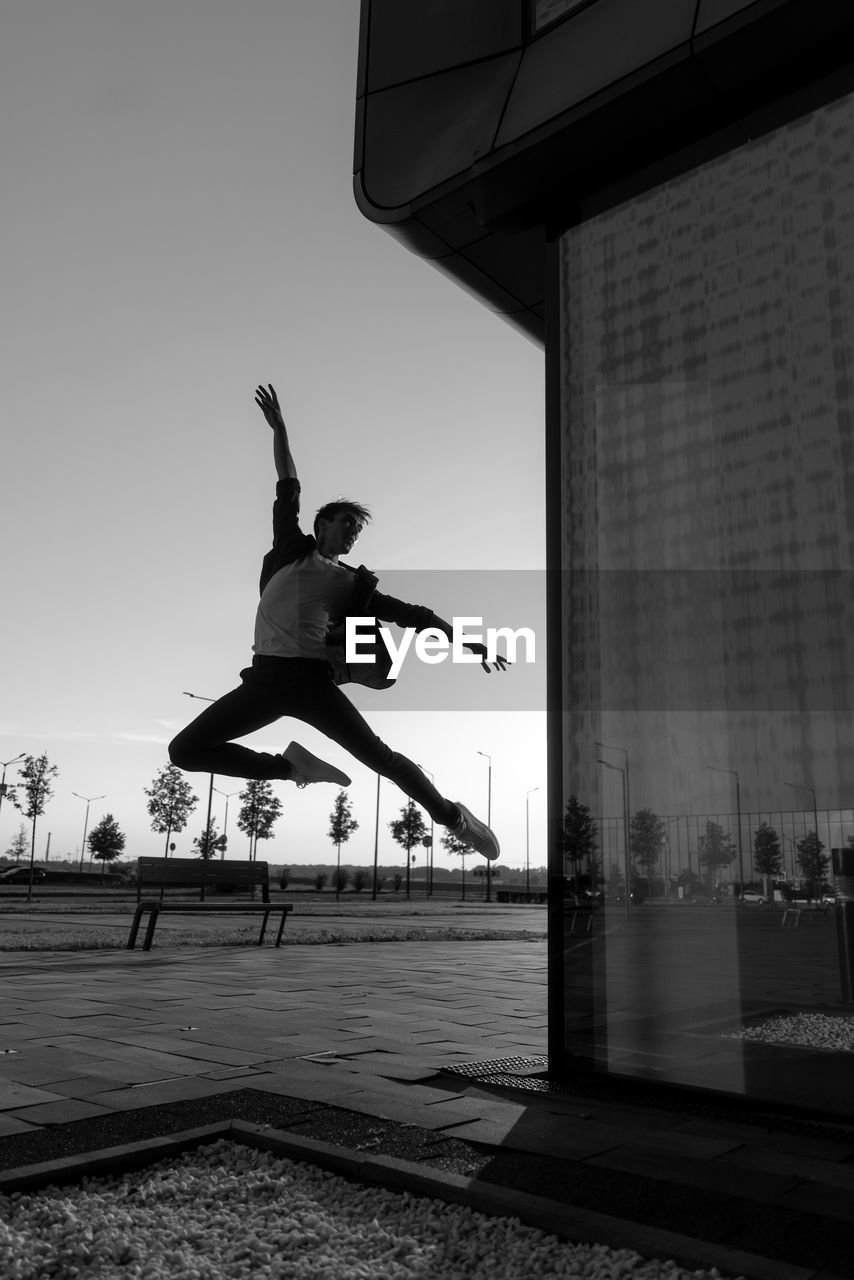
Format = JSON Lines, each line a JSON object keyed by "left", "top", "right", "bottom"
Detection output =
{"left": 319, "top": 509, "right": 364, "bottom": 558}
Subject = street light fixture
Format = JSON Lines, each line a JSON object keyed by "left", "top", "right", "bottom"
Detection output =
{"left": 477, "top": 750, "right": 493, "bottom": 903}
{"left": 526, "top": 787, "right": 539, "bottom": 895}
{"left": 595, "top": 741, "right": 631, "bottom": 842}
{"left": 706, "top": 765, "right": 745, "bottom": 899}
{"left": 72, "top": 792, "right": 105, "bottom": 872}
{"left": 597, "top": 759, "right": 629, "bottom": 917}
{"left": 0, "top": 754, "right": 26, "bottom": 821}
{"left": 785, "top": 780, "right": 819, "bottom": 843}
{"left": 183, "top": 691, "right": 216, "bottom": 858}
{"left": 213, "top": 787, "right": 240, "bottom": 861}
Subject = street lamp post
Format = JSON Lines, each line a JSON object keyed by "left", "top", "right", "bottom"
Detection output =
{"left": 0, "top": 754, "right": 26, "bottom": 822}
{"left": 72, "top": 792, "right": 105, "bottom": 872}
{"left": 785, "top": 780, "right": 819, "bottom": 851}
{"left": 597, "top": 759, "right": 629, "bottom": 917}
{"left": 183, "top": 691, "right": 216, "bottom": 857}
{"left": 371, "top": 774, "right": 382, "bottom": 901}
{"left": 213, "top": 787, "right": 240, "bottom": 861}
{"left": 595, "top": 741, "right": 631, "bottom": 845}
{"left": 781, "top": 832, "right": 796, "bottom": 883}
{"left": 526, "top": 787, "right": 539, "bottom": 896}
{"left": 706, "top": 765, "right": 745, "bottom": 898}
{"left": 477, "top": 751, "right": 493, "bottom": 903}
{"left": 663, "top": 815, "right": 684, "bottom": 899}
{"left": 418, "top": 765, "right": 435, "bottom": 896}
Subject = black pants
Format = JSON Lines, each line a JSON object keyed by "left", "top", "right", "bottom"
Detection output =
{"left": 168, "top": 656, "right": 457, "bottom": 826}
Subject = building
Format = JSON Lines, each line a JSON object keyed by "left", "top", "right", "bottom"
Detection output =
{"left": 354, "top": 0, "right": 854, "bottom": 1117}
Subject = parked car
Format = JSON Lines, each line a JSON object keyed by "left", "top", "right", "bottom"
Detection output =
{"left": 740, "top": 890, "right": 766, "bottom": 904}
{"left": 0, "top": 866, "right": 46, "bottom": 883}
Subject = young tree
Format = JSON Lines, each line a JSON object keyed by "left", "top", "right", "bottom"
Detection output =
{"left": 144, "top": 764, "right": 198, "bottom": 857}
{"left": 331, "top": 866, "right": 351, "bottom": 894}
{"left": 796, "top": 831, "right": 828, "bottom": 901}
{"left": 697, "top": 820, "right": 736, "bottom": 890}
{"left": 87, "top": 813, "right": 126, "bottom": 881}
{"left": 630, "top": 808, "right": 665, "bottom": 895}
{"left": 560, "top": 795, "right": 598, "bottom": 894}
{"left": 314, "top": 870, "right": 329, "bottom": 892}
{"left": 11, "top": 753, "right": 59, "bottom": 897}
{"left": 5, "top": 825, "right": 28, "bottom": 864}
{"left": 237, "top": 780, "right": 282, "bottom": 862}
{"left": 389, "top": 800, "right": 428, "bottom": 900}
{"left": 352, "top": 867, "right": 371, "bottom": 893}
{"left": 441, "top": 828, "right": 471, "bottom": 901}
{"left": 328, "top": 791, "right": 359, "bottom": 901}
{"left": 192, "top": 819, "right": 227, "bottom": 861}
{"left": 753, "top": 822, "right": 783, "bottom": 893}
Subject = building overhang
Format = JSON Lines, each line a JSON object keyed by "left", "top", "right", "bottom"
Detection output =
{"left": 354, "top": 0, "right": 854, "bottom": 346}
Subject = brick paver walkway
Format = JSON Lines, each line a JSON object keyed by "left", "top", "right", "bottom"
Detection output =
{"left": 1, "top": 935, "right": 853, "bottom": 1277}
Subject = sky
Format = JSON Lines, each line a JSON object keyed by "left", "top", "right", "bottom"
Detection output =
{"left": 0, "top": 0, "right": 546, "bottom": 872}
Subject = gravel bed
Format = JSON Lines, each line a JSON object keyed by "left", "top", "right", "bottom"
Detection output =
{"left": 724, "top": 1011, "right": 854, "bottom": 1052}
{"left": 0, "top": 1139, "right": 740, "bottom": 1280}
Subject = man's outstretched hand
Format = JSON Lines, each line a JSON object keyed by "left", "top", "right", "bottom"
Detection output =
{"left": 255, "top": 383, "right": 285, "bottom": 431}
{"left": 464, "top": 644, "right": 511, "bottom": 675}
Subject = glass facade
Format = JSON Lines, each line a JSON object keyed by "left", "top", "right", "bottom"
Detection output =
{"left": 556, "top": 89, "right": 854, "bottom": 1113}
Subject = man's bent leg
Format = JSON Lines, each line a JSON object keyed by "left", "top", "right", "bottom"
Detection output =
{"left": 168, "top": 683, "right": 292, "bottom": 779}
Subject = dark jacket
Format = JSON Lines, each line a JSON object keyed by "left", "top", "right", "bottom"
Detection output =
{"left": 258, "top": 478, "right": 439, "bottom": 687}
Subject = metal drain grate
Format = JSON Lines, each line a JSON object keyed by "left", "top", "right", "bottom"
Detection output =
{"left": 444, "top": 1056, "right": 548, "bottom": 1079}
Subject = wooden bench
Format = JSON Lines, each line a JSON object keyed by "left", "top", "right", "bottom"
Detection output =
{"left": 496, "top": 889, "right": 548, "bottom": 904}
{"left": 781, "top": 905, "right": 831, "bottom": 928}
{"left": 128, "top": 858, "right": 293, "bottom": 951}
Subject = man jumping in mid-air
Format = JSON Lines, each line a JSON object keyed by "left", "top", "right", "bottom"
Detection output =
{"left": 169, "top": 384, "right": 507, "bottom": 860}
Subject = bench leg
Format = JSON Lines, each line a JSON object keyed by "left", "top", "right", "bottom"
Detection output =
{"left": 127, "top": 906, "right": 146, "bottom": 950}
{"left": 142, "top": 905, "right": 160, "bottom": 951}
{"left": 257, "top": 911, "right": 270, "bottom": 946}
{"left": 274, "top": 911, "right": 289, "bottom": 947}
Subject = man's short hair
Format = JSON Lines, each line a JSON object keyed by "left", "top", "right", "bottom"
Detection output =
{"left": 313, "top": 499, "right": 372, "bottom": 539}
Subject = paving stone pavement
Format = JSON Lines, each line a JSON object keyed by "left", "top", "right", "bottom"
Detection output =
{"left": 0, "top": 938, "right": 853, "bottom": 1277}
{"left": 0, "top": 941, "right": 545, "bottom": 1133}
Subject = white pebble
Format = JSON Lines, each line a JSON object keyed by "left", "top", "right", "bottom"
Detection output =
{"left": 0, "top": 1140, "right": 744, "bottom": 1280}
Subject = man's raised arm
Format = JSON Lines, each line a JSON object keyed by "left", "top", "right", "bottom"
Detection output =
{"left": 255, "top": 383, "right": 297, "bottom": 480}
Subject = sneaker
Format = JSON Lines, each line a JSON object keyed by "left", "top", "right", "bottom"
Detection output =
{"left": 282, "top": 742, "right": 351, "bottom": 788}
{"left": 452, "top": 802, "right": 500, "bottom": 861}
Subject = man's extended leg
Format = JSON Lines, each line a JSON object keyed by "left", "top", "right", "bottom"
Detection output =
{"left": 294, "top": 673, "right": 499, "bottom": 859}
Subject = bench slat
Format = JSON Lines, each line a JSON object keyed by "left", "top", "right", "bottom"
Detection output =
{"left": 136, "top": 858, "right": 272, "bottom": 903}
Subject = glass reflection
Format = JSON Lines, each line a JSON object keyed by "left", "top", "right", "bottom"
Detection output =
{"left": 557, "top": 89, "right": 854, "bottom": 1112}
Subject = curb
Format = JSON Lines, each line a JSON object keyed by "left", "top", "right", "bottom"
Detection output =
{"left": 230, "top": 1122, "right": 831, "bottom": 1280}
{"left": 0, "top": 1121, "right": 839, "bottom": 1280}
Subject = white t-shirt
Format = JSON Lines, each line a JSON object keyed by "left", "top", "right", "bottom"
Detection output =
{"left": 253, "top": 551, "right": 355, "bottom": 660}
